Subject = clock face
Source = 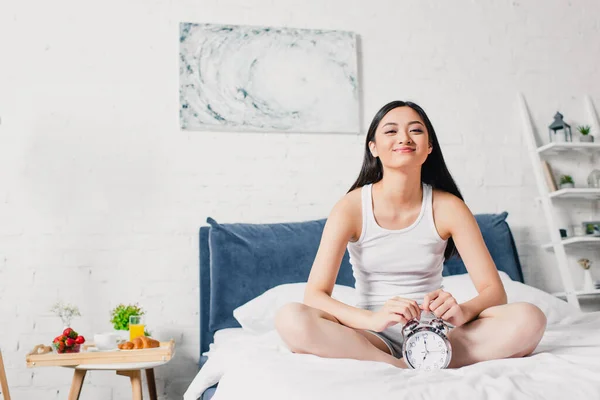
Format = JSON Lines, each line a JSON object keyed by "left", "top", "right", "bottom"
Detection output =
{"left": 404, "top": 330, "right": 450, "bottom": 370}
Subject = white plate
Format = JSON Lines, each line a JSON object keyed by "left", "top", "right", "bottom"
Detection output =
{"left": 86, "top": 346, "right": 120, "bottom": 352}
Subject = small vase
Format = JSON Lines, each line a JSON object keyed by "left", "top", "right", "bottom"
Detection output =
{"left": 588, "top": 169, "right": 600, "bottom": 188}
{"left": 580, "top": 135, "right": 594, "bottom": 142}
{"left": 583, "top": 269, "right": 595, "bottom": 291}
{"left": 559, "top": 182, "right": 574, "bottom": 189}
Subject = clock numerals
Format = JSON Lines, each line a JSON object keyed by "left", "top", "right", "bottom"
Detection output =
{"left": 404, "top": 330, "right": 450, "bottom": 370}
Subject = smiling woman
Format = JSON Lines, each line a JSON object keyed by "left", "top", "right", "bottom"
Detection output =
{"left": 275, "top": 100, "right": 547, "bottom": 370}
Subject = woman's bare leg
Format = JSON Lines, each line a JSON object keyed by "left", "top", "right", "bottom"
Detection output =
{"left": 448, "top": 302, "right": 547, "bottom": 368}
{"left": 275, "top": 302, "right": 407, "bottom": 368}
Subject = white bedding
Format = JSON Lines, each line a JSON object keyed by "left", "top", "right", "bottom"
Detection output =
{"left": 185, "top": 312, "right": 600, "bottom": 400}
{"left": 201, "top": 328, "right": 251, "bottom": 358}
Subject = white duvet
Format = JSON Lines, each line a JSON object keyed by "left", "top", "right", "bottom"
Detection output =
{"left": 185, "top": 312, "right": 600, "bottom": 400}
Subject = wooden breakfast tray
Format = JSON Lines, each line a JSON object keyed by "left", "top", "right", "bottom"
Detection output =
{"left": 26, "top": 340, "right": 175, "bottom": 367}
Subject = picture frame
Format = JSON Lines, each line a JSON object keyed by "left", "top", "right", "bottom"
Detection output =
{"left": 541, "top": 160, "right": 558, "bottom": 191}
{"left": 581, "top": 221, "right": 600, "bottom": 236}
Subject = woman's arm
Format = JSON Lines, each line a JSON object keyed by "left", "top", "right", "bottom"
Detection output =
{"left": 436, "top": 193, "right": 507, "bottom": 324}
{"left": 303, "top": 194, "right": 374, "bottom": 330}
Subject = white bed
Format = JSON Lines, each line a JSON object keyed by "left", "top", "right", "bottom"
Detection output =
{"left": 185, "top": 273, "right": 600, "bottom": 400}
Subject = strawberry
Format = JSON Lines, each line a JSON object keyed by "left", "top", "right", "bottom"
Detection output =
{"left": 75, "top": 336, "right": 85, "bottom": 344}
{"left": 60, "top": 335, "right": 67, "bottom": 342}
{"left": 65, "top": 338, "right": 75, "bottom": 347}
{"left": 69, "top": 330, "right": 78, "bottom": 339}
{"left": 58, "top": 342, "right": 65, "bottom": 351}
{"left": 63, "top": 328, "right": 73, "bottom": 337}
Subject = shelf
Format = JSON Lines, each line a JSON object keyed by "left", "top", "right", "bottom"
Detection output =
{"left": 520, "top": 93, "right": 600, "bottom": 311}
{"left": 548, "top": 188, "right": 600, "bottom": 199}
{"left": 542, "top": 236, "right": 600, "bottom": 250}
{"left": 552, "top": 289, "right": 600, "bottom": 298}
{"left": 537, "top": 142, "right": 600, "bottom": 157}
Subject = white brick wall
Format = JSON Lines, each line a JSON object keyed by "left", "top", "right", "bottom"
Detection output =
{"left": 1, "top": 0, "right": 600, "bottom": 398}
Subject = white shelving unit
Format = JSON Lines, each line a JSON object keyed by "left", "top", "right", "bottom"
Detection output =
{"left": 541, "top": 236, "right": 600, "bottom": 250}
{"left": 547, "top": 188, "right": 600, "bottom": 200}
{"left": 537, "top": 142, "right": 600, "bottom": 156}
{"left": 553, "top": 289, "right": 600, "bottom": 298}
{"left": 519, "top": 93, "right": 600, "bottom": 310}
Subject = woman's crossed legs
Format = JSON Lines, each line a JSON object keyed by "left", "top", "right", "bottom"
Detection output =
{"left": 274, "top": 302, "right": 546, "bottom": 369}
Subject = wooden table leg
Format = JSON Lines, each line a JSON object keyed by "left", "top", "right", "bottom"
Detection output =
{"left": 67, "top": 369, "right": 86, "bottom": 400}
{"left": 130, "top": 370, "right": 142, "bottom": 400}
{"left": 0, "top": 351, "right": 12, "bottom": 400}
{"left": 117, "top": 370, "right": 142, "bottom": 400}
{"left": 145, "top": 369, "right": 158, "bottom": 400}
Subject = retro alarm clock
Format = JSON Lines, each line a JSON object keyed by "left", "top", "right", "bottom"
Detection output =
{"left": 401, "top": 311, "right": 454, "bottom": 370}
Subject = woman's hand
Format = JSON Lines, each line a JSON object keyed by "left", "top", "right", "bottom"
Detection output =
{"left": 422, "top": 289, "right": 468, "bottom": 327}
{"left": 369, "top": 296, "right": 422, "bottom": 332}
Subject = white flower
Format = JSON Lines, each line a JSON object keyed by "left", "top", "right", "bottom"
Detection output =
{"left": 50, "top": 301, "right": 81, "bottom": 326}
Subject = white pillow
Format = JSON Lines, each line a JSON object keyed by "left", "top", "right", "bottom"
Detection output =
{"left": 232, "top": 283, "right": 356, "bottom": 334}
{"left": 233, "top": 273, "right": 578, "bottom": 333}
{"left": 441, "top": 271, "right": 578, "bottom": 324}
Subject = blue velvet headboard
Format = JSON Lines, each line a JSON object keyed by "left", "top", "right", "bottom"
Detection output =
{"left": 198, "top": 211, "right": 523, "bottom": 367}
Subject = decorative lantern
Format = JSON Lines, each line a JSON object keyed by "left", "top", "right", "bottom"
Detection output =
{"left": 548, "top": 111, "right": 572, "bottom": 143}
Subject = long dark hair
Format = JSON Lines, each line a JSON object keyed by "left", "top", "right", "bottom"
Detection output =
{"left": 348, "top": 100, "right": 463, "bottom": 261}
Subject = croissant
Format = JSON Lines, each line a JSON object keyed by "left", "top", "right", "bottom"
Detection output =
{"left": 119, "top": 336, "right": 160, "bottom": 350}
{"left": 136, "top": 336, "right": 160, "bottom": 349}
{"left": 118, "top": 341, "right": 134, "bottom": 350}
{"left": 143, "top": 336, "right": 160, "bottom": 348}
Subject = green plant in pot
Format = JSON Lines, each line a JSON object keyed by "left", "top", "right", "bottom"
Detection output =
{"left": 578, "top": 125, "right": 593, "bottom": 142}
{"left": 110, "top": 303, "right": 146, "bottom": 341}
{"left": 559, "top": 175, "right": 574, "bottom": 189}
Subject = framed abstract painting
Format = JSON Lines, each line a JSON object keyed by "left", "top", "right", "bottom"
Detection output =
{"left": 179, "top": 22, "right": 359, "bottom": 134}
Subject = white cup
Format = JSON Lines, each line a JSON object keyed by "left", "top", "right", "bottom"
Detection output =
{"left": 94, "top": 333, "right": 119, "bottom": 350}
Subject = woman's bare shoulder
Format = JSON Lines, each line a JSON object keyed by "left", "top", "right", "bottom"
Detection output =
{"left": 329, "top": 187, "right": 363, "bottom": 243}
{"left": 431, "top": 189, "right": 469, "bottom": 239}
{"left": 433, "top": 189, "right": 469, "bottom": 210}
{"left": 432, "top": 189, "right": 463, "bottom": 206}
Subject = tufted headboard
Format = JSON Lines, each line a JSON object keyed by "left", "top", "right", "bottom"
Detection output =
{"left": 198, "top": 211, "right": 523, "bottom": 367}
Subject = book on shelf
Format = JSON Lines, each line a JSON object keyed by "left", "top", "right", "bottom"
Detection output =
{"left": 541, "top": 160, "right": 558, "bottom": 191}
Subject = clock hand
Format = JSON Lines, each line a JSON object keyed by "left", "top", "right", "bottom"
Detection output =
{"left": 422, "top": 338, "right": 430, "bottom": 361}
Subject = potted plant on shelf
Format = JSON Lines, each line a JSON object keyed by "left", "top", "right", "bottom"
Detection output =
{"left": 578, "top": 125, "right": 593, "bottom": 142}
{"left": 110, "top": 303, "right": 145, "bottom": 341}
{"left": 559, "top": 175, "right": 575, "bottom": 189}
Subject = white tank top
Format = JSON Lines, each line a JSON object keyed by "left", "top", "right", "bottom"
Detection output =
{"left": 347, "top": 182, "right": 448, "bottom": 309}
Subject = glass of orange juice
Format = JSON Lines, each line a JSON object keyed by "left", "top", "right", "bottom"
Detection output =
{"left": 129, "top": 315, "right": 145, "bottom": 341}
